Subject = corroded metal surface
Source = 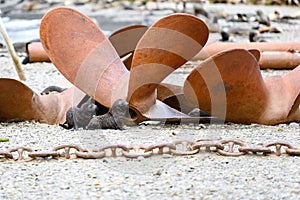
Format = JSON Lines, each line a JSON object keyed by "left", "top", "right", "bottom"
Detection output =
{"left": 40, "top": 7, "right": 129, "bottom": 108}
{"left": 2, "top": 7, "right": 299, "bottom": 126}
{"left": 193, "top": 42, "right": 300, "bottom": 60}
{"left": 184, "top": 49, "right": 300, "bottom": 125}
{"left": 2, "top": 138, "right": 300, "bottom": 162}
{"left": 0, "top": 78, "right": 73, "bottom": 124}
{"left": 127, "top": 13, "right": 208, "bottom": 112}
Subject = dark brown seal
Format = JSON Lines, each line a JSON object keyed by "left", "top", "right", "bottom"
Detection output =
{"left": 86, "top": 99, "right": 129, "bottom": 130}
{"left": 60, "top": 98, "right": 97, "bottom": 130}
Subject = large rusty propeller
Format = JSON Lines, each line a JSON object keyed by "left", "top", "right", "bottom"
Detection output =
{"left": 0, "top": 23, "right": 148, "bottom": 124}
{"left": 2, "top": 7, "right": 298, "bottom": 126}
{"left": 184, "top": 48, "right": 300, "bottom": 125}
{"left": 40, "top": 7, "right": 211, "bottom": 123}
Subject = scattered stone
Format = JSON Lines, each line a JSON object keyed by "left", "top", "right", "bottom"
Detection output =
{"left": 289, "top": 122, "right": 299, "bottom": 128}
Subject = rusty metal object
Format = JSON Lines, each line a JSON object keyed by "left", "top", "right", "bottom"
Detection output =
{"left": 97, "top": 144, "right": 129, "bottom": 157}
{"left": 145, "top": 143, "right": 176, "bottom": 154}
{"left": 109, "top": 24, "right": 147, "bottom": 69}
{"left": 2, "top": 137, "right": 300, "bottom": 162}
{"left": 0, "top": 78, "right": 73, "bottom": 124}
{"left": 170, "top": 140, "right": 200, "bottom": 156}
{"left": 110, "top": 25, "right": 147, "bottom": 57}
{"left": 264, "top": 141, "right": 294, "bottom": 156}
{"left": 238, "top": 146, "right": 272, "bottom": 154}
{"left": 259, "top": 51, "right": 300, "bottom": 69}
{"left": 28, "top": 151, "right": 59, "bottom": 159}
{"left": 216, "top": 139, "right": 247, "bottom": 157}
{"left": 8, "top": 146, "right": 33, "bottom": 161}
{"left": 24, "top": 41, "right": 51, "bottom": 63}
{"left": 24, "top": 25, "right": 148, "bottom": 66}
{"left": 40, "top": 7, "right": 211, "bottom": 124}
{"left": 184, "top": 49, "right": 300, "bottom": 125}
{"left": 193, "top": 42, "right": 300, "bottom": 60}
{"left": 75, "top": 150, "right": 105, "bottom": 159}
{"left": 52, "top": 144, "right": 85, "bottom": 159}
{"left": 127, "top": 13, "right": 209, "bottom": 122}
{"left": 193, "top": 42, "right": 300, "bottom": 69}
{"left": 0, "top": 151, "right": 13, "bottom": 159}
{"left": 40, "top": 7, "right": 129, "bottom": 108}
{"left": 157, "top": 83, "right": 196, "bottom": 114}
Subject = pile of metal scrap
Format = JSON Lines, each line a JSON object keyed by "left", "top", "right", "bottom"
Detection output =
{"left": 0, "top": 7, "right": 299, "bottom": 129}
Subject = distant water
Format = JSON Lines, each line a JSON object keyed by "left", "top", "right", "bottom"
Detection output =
{"left": 0, "top": 17, "right": 111, "bottom": 44}
{"left": 0, "top": 17, "right": 40, "bottom": 43}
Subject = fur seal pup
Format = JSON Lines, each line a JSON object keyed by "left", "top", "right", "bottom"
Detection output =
{"left": 60, "top": 98, "right": 97, "bottom": 130}
{"left": 86, "top": 99, "right": 129, "bottom": 130}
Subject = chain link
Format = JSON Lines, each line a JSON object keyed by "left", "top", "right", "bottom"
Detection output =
{"left": 1, "top": 137, "right": 300, "bottom": 162}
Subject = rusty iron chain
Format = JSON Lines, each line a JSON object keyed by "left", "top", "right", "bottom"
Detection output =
{"left": 1, "top": 138, "right": 300, "bottom": 162}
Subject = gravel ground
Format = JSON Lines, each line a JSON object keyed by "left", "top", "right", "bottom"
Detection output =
{"left": 0, "top": 2, "right": 300, "bottom": 199}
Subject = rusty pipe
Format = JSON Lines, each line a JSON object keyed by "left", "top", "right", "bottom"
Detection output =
{"left": 23, "top": 41, "right": 51, "bottom": 64}
{"left": 259, "top": 51, "right": 300, "bottom": 69}
{"left": 192, "top": 42, "right": 300, "bottom": 60}
{"left": 23, "top": 25, "right": 148, "bottom": 66}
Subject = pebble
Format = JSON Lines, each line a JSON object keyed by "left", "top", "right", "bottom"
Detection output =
{"left": 289, "top": 122, "right": 299, "bottom": 128}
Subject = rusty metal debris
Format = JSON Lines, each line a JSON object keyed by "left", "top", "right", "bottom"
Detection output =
{"left": 184, "top": 48, "right": 300, "bottom": 125}
{"left": 0, "top": 7, "right": 299, "bottom": 126}
{"left": 23, "top": 40, "right": 300, "bottom": 70}
{"left": 0, "top": 78, "right": 74, "bottom": 124}
{"left": 40, "top": 7, "right": 212, "bottom": 124}
{"left": 192, "top": 42, "right": 300, "bottom": 69}
{"left": 22, "top": 40, "right": 51, "bottom": 64}
{"left": 1, "top": 138, "right": 300, "bottom": 162}
{"left": 0, "top": 23, "right": 148, "bottom": 124}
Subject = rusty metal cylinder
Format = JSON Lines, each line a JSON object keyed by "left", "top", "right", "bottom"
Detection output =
{"left": 192, "top": 42, "right": 300, "bottom": 69}
{"left": 259, "top": 51, "right": 300, "bottom": 69}
{"left": 25, "top": 42, "right": 51, "bottom": 63}
{"left": 193, "top": 42, "right": 300, "bottom": 60}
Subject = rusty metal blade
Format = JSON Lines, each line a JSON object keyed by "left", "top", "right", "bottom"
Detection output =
{"left": 24, "top": 24, "right": 148, "bottom": 65}
{"left": 0, "top": 78, "right": 73, "bottom": 124}
{"left": 130, "top": 100, "right": 214, "bottom": 124}
{"left": 127, "top": 13, "right": 209, "bottom": 114}
{"left": 157, "top": 83, "right": 196, "bottom": 114}
{"left": 40, "top": 7, "right": 129, "bottom": 108}
{"left": 184, "top": 49, "right": 268, "bottom": 124}
{"left": 109, "top": 24, "right": 148, "bottom": 59}
{"left": 260, "top": 66, "right": 300, "bottom": 124}
{"left": 109, "top": 25, "right": 148, "bottom": 69}
{"left": 0, "top": 78, "right": 38, "bottom": 122}
{"left": 276, "top": 66, "right": 300, "bottom": 122}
